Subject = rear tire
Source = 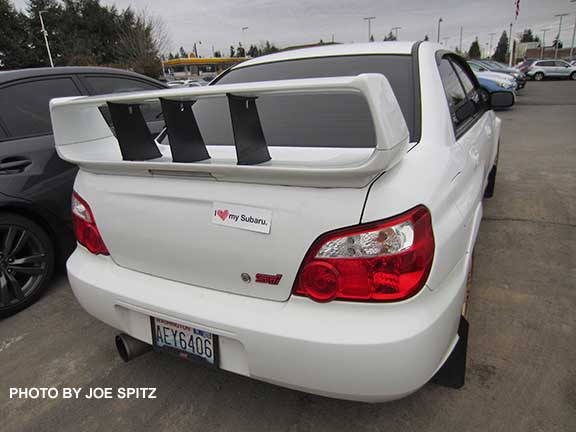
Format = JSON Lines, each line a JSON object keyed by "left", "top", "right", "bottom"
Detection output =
{"left": 533, "top": 72, "right": 544, "bottom": 81}
{"left": 0, "top": 213, "right": 55, "bottom": 318}
{"left": 570, "top": 72, "right": 576, "bottom": 81}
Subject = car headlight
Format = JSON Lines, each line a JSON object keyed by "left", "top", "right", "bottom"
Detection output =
{"left": 496, "top": 81, "right": 512, "bottom": 89}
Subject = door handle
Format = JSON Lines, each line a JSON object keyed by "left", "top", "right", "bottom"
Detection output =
{"left": 0, "top": 158, "right": 32, "bottom": 174}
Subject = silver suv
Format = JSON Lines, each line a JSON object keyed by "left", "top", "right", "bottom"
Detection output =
{"left": 526, "top": 60, "right": 576, "bottom": 81}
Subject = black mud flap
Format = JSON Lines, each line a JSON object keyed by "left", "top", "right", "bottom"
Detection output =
{"left": 431, "top": 316, "right": 469, "bottom": 389}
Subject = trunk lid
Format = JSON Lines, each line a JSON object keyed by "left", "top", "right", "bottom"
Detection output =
{"left": 75, "top": 170, "right": 368, "bottom": 301}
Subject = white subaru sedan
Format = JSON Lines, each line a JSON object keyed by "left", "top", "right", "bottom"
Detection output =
{"left": 50, "top": 42, "right": 513, "bottom": 402}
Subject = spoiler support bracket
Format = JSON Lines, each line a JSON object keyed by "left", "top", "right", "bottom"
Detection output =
{"left": 227, "top": 94, "right": 271, "bottom": 165}
{"left": 107, "top": 102, "right": 162, "bottom": 161}
{"left": 160, "top": 99, "right": 210, "bottom": 163}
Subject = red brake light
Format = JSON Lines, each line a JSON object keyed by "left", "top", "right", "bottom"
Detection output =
{"left": 293, "top": 206, "right": 434, "bottom": 303}
{"left": 71, "top": 192, "right": 109, "bottom": 255}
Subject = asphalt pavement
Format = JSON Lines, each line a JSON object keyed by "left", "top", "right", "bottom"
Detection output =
{"left": 0, "top": 80, "right": 575, "bottom": 432}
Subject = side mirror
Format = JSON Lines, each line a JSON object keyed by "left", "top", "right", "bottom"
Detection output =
{"left": 490, "top": 91, "right": 515, "bottom": 109}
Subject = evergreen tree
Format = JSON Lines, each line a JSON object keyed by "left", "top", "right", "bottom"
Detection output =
{"left": 424, "top": 35, "right": 429, "bottom": 41}
{"left": 468, "top": 38, "right": 481, "bottom": 59}
{"left": 493, "top": 31, "right": 509, "bottom": 62}
{"left": 520, "top": 29, "right": 539, "bottom": 43}
{"left": 229, "top": 45, "right": 235, "bottom": 57}
{"left": 213, "top": 50, "right": 222, "bottom": 58}
{"left": 369, "top": 35, "right": 374, "bottom": 42}
{"left": 383, "top": 31, "right": 397, "bottom": 41}
{"left": 247, "top": 44, "right": 259, "bottom": 57}
{"left": 0, "top": 0, "right": 31, "bottom": 69}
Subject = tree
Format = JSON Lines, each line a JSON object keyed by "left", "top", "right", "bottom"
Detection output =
{"left": 117, "top": 9, "right": 171, "bottom": 77}
{"left": 247, "top": 44, "right": 259, "bottom": 57}
{"left": 259, "top": 40, "right": 279, "bottom": 55}
{"left": 178, "top": 46, "right": 187, "bottom": 58}
{"left": 369, "top": 35, "right": 374, "bottom": 42}
{"left": 383, "top": 31, "right": 397, "bottom": 41}
{"left": 0, "top": 0, "right": 32, "bottom": 69}
{"left": 424, "top": 34, "right": 429, "bottom": 41}
{"left": 468, "top": 38, "right": 481, "bottom": 59}
{"left": 229, "top": 45, "right": 235, "bottom": 57}
{"left": 520, "top": 29, "right": 539, "bottom": 43}
{"left": 493, "top": 31, "right": 509, "bottom": 62}
{"left": 552, "top": 38, "right": 563, "bottom": 48}
{"left": 213, "top": 50, "right": 222, "bottom": 58}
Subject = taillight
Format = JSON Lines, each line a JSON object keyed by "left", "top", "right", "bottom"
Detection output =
{"left": 293, "top": 206, "right": 434, "bottom": 302}
{"left": 71, "top": 192, "right": 109, "bottom": 255}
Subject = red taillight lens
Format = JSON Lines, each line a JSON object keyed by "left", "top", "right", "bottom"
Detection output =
{"left": 293, "top": 206, "right": 434, "bottom": 303}
{"left": 71, "top": 192, "right": 109, "bottom": 255}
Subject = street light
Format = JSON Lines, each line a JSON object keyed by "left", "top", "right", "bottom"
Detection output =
{"left": 541, "top": 28, "right": 550, "bottom": 58}
{"left": 363, "top": 17, "right": 376, "bottom": 42}
{"left": 242, "top": 26, "right": 249, "bottom": 51}
{"left": 554, "top": 13, "right": 568, "bottom": 58}
{"left": 437, "top": 18, "right": 443, "bottom": 43}
{"left": 488, "top": 32, "right": 496, "bottom": 58}
{"left": 391, "top": 26, "right": 401, "bottom": 39}
{"left": 38, "top": 11, "right": 54, "bottom": 68}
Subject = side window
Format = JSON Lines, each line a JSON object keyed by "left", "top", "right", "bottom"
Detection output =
{"left": 451, "top": 61, "right": 476, "bottom": 96}
{"left": 438, "top": 59, "right": 467, "bottom": 127}
{"left": 538, "top": 61, "right": 554, "bottom": 67}
{"left": 83, "top": 75, "right": 164, "bottom": 126}
{"left": 438, "top": 58, "right": 482, "bottom": 133}
{"left": 83, "top": 76, "right": 161, "bottom": 94}
{"left": 0, "top": 124, "right": 7, "bottom": 140}
{"left": 554, "top": 61, "right": 569, "bottom": 68}
{"left": 0, "top": 78, "right": 81, "bottom": 139}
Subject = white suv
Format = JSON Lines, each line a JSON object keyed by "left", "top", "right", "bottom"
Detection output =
{"left": 526, "top": 59, "right": 576, "bottom": 81}
{"left": 50, "top": 42, "right": 513, "bottom": 402}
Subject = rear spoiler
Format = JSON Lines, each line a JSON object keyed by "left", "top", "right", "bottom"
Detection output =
{"left": 50, "top": 74, "right": 409, "bottom": 188}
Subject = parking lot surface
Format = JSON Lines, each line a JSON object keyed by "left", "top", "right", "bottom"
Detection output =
{"left": 1, "top": 81, "right": 575, "bottom": 432}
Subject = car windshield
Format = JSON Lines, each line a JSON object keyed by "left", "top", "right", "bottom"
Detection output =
{"left": 215, "top": 55, "right": 418, "bottom": 141}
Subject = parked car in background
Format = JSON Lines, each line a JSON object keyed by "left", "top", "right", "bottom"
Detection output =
{"left": 167, "top": 79, "right": 207, "bottom": 88}
{"left": 0, "top": 67, "right": 166, "bottom": 318}
{"left": 476, "top": 76, "right": 516, "bottom": 107}
{"left": 473, "top": 60, "right": 526, "bottom": 89}
{"left": 468, "top": 61, "right": 521, "bottom": 90}
{"left": 52, "top": 42, "right": 514, "bottom": 402}
{"left": 468, "top": 62, "right": 517, "bottom": 92}
{"left": 525, "top": 60, "right": 576, "bottom": 81}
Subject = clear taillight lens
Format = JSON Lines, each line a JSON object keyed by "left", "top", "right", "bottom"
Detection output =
{"left": 293, "top": 206, "right": 434, "bottom": 302}
{"left": 72, "top": 192, "right": 109, "bottom": 255}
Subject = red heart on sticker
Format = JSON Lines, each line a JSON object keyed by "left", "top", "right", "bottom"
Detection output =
{"left": 217, "top": 209, "right": 229, "bottom": 221}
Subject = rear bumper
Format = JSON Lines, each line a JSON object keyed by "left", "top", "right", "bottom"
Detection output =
{"left": 67, "top": 246, "right": 468, "bottom": 402}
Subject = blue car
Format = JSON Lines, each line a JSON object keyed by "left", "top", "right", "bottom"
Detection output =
{"left": 476, "top": 76, "right": 516, "bottom": 107}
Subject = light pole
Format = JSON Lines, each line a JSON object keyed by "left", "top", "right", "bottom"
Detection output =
{"left": 391, "top": 26, "right": 401, "bottom": 39}
{"left": 570, "top": 15, "right": 576, "bottom": 58}
{"left": 488, "top": 32, "right": 496, "bottom": 58}
{"left": 38, "top": 11, "right": 54, "bottom": 68}
{"left": 541, "top": 28, "right": 550, "bottom": 58}
{"left": 554, "top": 13, "right": 568, "bottom": 58}
{"left": 508, "top": 22, "right": 514, "bottom": 66}
{"left": 437, "top": 18, "right": 443, "bottom": 43}
{"left": 459, "top": 26, "right": 463, "bottom": 52}
{"left": 242, "top": 26, "right": 249, "bottom": 52}
{"left": 363, "top": 17, "right": 376, "bottom": 42}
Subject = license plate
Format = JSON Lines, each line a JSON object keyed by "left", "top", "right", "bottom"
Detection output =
{"left": 150, "top": 317, "right": 218, "bottom": 366}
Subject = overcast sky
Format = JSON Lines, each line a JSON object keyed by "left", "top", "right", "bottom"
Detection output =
{"left": 12, "top": 0, "right": 576, "bottom": 57}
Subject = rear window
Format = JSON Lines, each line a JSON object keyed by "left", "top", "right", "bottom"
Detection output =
{"left": 214, "top": 55, "right": 418, "bottom": 143}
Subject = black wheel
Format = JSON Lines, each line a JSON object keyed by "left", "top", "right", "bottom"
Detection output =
{"left": 0, "top": 214, "right": 55, "bottom": 318}
{"left": 533, "top": 72, "right": 544, "bottom": 81}
{"left": 570, "top": 72, "right": 576, "bottom": 81}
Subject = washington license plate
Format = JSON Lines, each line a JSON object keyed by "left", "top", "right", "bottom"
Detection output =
{"left": 151, "top": 317, "right": 218, "bottom": 366}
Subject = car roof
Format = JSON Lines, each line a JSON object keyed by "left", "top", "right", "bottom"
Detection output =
{"left": 0, "top": 66, "right": 162, "bottom": 85}
{"left": 232, "top": 42, "right": 419, "bottom": 70}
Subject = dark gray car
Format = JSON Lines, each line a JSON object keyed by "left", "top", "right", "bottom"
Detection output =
{"left": 0, "top": 67, "right": 166, "bottom": 317}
